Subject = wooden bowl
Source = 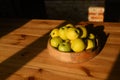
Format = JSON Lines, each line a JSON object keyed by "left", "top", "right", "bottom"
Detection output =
{"left": 47, "top": 39, "right": 99, "bottom": 63}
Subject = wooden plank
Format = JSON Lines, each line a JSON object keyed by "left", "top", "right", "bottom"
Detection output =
{"left": 107, "top": 33, "right": 120, "bottom": 45}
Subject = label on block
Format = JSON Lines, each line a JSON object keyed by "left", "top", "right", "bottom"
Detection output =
{"left": 88, "top": 7, "right": 105, "bottom": 22}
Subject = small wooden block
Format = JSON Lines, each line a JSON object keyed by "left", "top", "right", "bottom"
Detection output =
{"left": 88, "top": 7, "right": 105, "bottom": 22}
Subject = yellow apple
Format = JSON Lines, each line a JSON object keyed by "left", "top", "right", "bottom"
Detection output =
{"left": 71, "top": 38, "right": 85, "bottom": 52}
{"left": 65, "top": 24, "right": 74, "bottom": 28}
{"left": 88, "top": 33, "right": 95, "bottom": 39}
{"left": 79, "top": 26, "right": 87, "bottom": 38}
{"left": 86, "top": 39, "right": 95, "bottom": 50}
{"left": 58, "top": 26, "right": 68, "bottom": 40}
{"left": 50, "top": 37, "right": 62, "bottom": 48}
{"left": 50, "top": 28, "right": 59, "bottom": 38}
{"left": 66, "top": 27, "right": 80, "bottom": 40}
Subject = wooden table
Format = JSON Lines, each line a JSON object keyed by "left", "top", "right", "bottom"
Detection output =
{"left": 0, "top": 19, "right": 120, "bottom": 80}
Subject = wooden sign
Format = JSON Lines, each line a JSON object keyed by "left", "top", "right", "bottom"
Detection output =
{"left": 88, "top": 7, "right": 105, "bottom": 22}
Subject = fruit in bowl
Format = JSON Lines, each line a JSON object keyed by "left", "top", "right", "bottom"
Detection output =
{"left": 47, "top": 23, "right": 99, "bottom": 63}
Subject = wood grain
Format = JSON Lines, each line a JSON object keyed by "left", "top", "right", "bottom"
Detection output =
{"left": 0, "top": 19, "right": 120, "bottom": 80}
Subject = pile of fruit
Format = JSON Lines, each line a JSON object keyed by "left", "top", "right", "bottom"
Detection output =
{"left": 49, "top": 24, "right": 97, "bottom": 53}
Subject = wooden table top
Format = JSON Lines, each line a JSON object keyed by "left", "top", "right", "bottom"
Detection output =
{"left": 0, "top": 19, "right": 120, "bottom": 80}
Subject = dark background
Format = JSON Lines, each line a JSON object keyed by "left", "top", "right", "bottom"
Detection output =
{"left": 0, "top": 0, "right": 46, "bottom": 19}
{"left": 104, "top": 0, "right": 120, "bottom": 22}
{"left": 0, "top": 0, "right": 120, "bottom": 22}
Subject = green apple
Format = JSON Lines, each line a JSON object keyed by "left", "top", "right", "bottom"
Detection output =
{"left": 79, "top": 26, "right": 87, "bottom": 38}
{"left": 86, "top": 39, "right": 95, "bottom": 50}
{"left": 71, "top": 38, "right": 85, "bottom": 52}
{"left": 50, "top": 37, "right": 62, "bottom": 48}
{"left": 58, "top": 42, "right": 71, "bottom": 52}
{"left": 50, "top": 28, "right": 59, "bottom": 38}
{"left": 88, "top": 33, "right": 95, "bottom": 39}
{"left": 59, "top": 26, "right": 68, "bottom": 40}
{"left": 66, "top": 27, "right": 80, "bottom": 40}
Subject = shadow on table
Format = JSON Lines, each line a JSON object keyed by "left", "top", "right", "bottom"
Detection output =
{"left": 0, "top": 20, "right": 71, "bottom": 80}
{"left": 85, "top": 24, "right": 120, "bottom": 80}
{"left": 107, "top": 52, "right": 120, "bottom": 80}
{"left": 0, "top": 33, "right": 49, "bottom": 79}
{"left": 0, "top": 19, "right": 31, "bottom": 38}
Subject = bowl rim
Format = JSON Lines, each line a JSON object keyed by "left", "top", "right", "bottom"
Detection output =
{"left": 47, "top": 38, "right": 100, "bottom": 63}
